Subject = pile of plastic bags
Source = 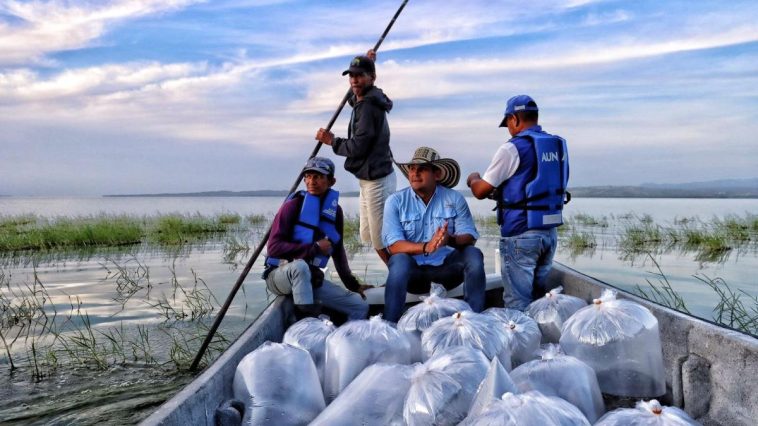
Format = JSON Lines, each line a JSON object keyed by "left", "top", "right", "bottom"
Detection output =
{"left": 230, "top": 285, "right": 698, "bottom": 426}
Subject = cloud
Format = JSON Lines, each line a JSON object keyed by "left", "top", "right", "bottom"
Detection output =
{"left": 0, "top": 0, "right": 204, "bottom": 65}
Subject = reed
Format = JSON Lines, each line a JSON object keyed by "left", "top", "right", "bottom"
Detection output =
{"left": 634, "top": 255, "right": 690, "bottom": 313}
{"left": 150, "top": 214, "right": 227, "bottom": 245}
{"left": 572, "top": 213, "right": 609, "bottom": 227}
{"left": 0, "top": 215, "right": 143, "bottom": 252}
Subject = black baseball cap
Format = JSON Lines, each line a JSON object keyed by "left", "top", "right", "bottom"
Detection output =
{"left": 341, "top": 55, "right": 375, "bottom": 76}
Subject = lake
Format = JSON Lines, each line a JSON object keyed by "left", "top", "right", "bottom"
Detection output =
{"left": 0, "top": 195, "right": 756, "bottom": 424}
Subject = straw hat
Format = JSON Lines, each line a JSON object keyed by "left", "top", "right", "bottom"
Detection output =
{"left": 396, "top": 147, "right": 460, "bottom": 188}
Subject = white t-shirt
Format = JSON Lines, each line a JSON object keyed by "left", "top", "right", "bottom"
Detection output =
{"left": 481, "top": 142, "right": 520, "bottom": 187}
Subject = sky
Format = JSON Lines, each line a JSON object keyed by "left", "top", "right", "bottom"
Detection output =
{"left": 1, "top": 0, "right": 756, "bottom": 196}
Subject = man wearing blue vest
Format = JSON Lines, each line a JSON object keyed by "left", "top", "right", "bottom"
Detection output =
{"left": 263, "top": 157, "right": 369, "bottom": 320}
{"left": 467, "top": 95, "right": 570, "bottom": 310}
{"left": 382, "top": 147, "right": 486, "bottom": 323}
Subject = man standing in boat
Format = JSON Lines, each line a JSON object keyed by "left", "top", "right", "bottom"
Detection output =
{"left": 381, "top": 147, "right": 486, "bottom": 323}
{"left": 263, "top": 157, "right": 370, "bottom": 320}
{"left": 315, "top": 51, "right": 397, "bottom": 265}
{"left": 467, "top": 95, "right": 570, "bottom": 310}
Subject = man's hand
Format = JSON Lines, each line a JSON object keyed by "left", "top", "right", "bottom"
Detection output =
{"left": 315, "top": 238, "right": 332, "bottom": 255}
{"left": 356, "top": 284, "right": 373, "bottom": 300}
{"left": 466, "top": 172, "right": 481, "bottom": 188}
{"left": 366, "top": 49, "right": 376, "bottom": 61}
{"left": 315, "top": 128, "right": 334, "bottom": 146}
{"left": 427, "top": 221, "right": 449, "bottom": 253}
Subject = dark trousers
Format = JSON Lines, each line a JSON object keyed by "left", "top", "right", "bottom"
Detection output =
{"left": 383, "top": 245, "right": 486, "bottom": 322}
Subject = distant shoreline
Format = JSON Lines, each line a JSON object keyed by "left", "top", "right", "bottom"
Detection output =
{"left": 103, "top": 186, "right": 758, "bottom": 199}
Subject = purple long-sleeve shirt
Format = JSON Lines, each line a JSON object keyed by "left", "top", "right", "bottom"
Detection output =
{"left": 267, "top": 196, "right": 359, "bottom": 292}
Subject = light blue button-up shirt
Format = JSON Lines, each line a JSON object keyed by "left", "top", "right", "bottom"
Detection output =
{"left": 382, "top": 185, "right": 480, "bottom": 266}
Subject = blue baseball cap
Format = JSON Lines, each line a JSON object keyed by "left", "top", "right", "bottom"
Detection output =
{"left": 499, "top": 95, "right": 539, "bottom": 127}
{"left": 303, "top": 156, "right": 335, "bottom": 176}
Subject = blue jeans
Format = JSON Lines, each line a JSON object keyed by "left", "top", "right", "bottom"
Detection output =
{"left": 265, "top": 260, "right": 368, "bottom": 320}
{"left": 384, "top": 245, "right": 486, "bottom": 323}
{"left": 499, "top": 228, "right": 558, "bottom": 311}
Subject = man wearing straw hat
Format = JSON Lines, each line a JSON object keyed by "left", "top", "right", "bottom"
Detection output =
{"left": 381, "top": 147, "right": 486, "bottom": 322}
{"left": 467, "top": 95, "right": 570, "bottom": 311}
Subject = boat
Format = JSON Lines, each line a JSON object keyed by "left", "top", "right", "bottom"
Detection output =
{"left": 141, "top": 262, "right": 758, "bottom": 426}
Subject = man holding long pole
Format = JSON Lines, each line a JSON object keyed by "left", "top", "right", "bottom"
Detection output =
{"left": 315, "top": 52, "right": 397, "bottom": 265}
{"left": 191, "top": 0, "right": 409, "bottom": 371}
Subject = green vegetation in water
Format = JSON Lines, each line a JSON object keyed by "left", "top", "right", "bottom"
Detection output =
{"left": 0, "top": 261, "right": 228, "bottom": 381}
{"left": 633, "top": 254, "right": 757, "bottom": 337}
{"left": 0, "top": 213, "right": 253, "bottom": 253}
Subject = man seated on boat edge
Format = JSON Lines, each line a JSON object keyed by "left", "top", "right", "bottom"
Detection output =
{"left": 262, "top": 156, "right": 370, "bottom": 320}
{"left": 381, "top": 147, "right": 486, "bottom": 323}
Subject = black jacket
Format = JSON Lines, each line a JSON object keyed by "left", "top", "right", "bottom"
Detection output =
{"left": 332, "top": 86, "right": 393, "bottom": 180}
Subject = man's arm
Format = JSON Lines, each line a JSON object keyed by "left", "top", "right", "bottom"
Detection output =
{"left": 447, "top": 192, "right": 479, "bottom": 249}
{"left": 332, "top": 207, "right": 361, "bottom": 292}
{"left": 467, "top": 172, "right": 496, "bottom": 199}
{"left": 332, "top": 102, "right": 378, "bottom": 158}
{"left": 267, "top": 200, "right": 318, "bottom": 259}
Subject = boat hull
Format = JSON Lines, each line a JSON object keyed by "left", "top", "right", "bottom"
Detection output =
{"left": 141, "top": 263, "right": 758, "bottom": 426}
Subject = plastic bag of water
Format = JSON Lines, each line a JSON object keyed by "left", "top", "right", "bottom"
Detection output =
{"left": 468, "top": 357, "right": 518, "bottom": 419}
{"left": 483, "top": 307, "right": 542, "bottom": 367}
{"left": 282, "top": 315, "right": 336, "bottom": 388}
{"left": 526, "top": 286, "right": 587, "bottom": 343}
{"left": 460, "top": 391, "right": 590, "bottom": 426}
{"left": 595, "top": 399, "right": 701, "bottom": 425}
{"left": 510, "top": 344, "right": 605, "bottom": 423}
{"left": 323, "top": 315, "right": 412, "bottom": 402}
{"left": 404, "top": 346, "right": 489, "bottom": 426}
{"left": 560, "top": 289, "right": 666, "bottom": 397}
{"left": 233, "top": 341, "right": 324, "bottom": 426}
{"left": 311, "top": 363, "right": 415, "bottom": 426}
{"left": 398, "top": 284, "right": 472, "bottom": 362}
{"left": 421, "top": 311, "right": 511, "bottom": 369}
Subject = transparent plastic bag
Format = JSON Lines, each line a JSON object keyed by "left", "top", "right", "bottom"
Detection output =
{"left": 311, "top": 363, "right": 415, "bottom": 426}
{"left": 526, "top": 286, "right": 587, "bottom": 343}
{"left": 460, "top": 391, "right": 590, "bottom": 426}
{"left": 560, "top": 289, "right": 666, "bottom": 397}
{"left": 323, "top": 315, "right": 412, "bottom": 402}
{"left": 282, "top": 315, "right": 336, "bottom": 387}
{"left": 398, "top": 284, "right": 472, "bottom": 362}
{"left": 484, "top": 307, "right": 542, "bottom": 367}
{"left": 510, "top": 344, "right": 605, "bottom": 423}
{"left": 404, "top": 346, "right": 490, "bottom": 426}
{"left": 468, "top": 357, "right": 518, "bottom": 419}
{"left": 233, "top": 341, "right": 324, "bottom": 426}
{"left": 595, "top": 399, "right": 701, "bottom": 425}
{"left": 421, "top": 311, "right": 511, "bottom": 369}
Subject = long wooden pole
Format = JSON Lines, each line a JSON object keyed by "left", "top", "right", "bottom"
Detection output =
{"left": 190, "top": 0, "right": 410, "bottom": 372}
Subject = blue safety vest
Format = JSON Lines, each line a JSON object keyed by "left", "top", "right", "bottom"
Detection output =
{"left": 265, "top": 189, "right": 341, "bottom": 268}
{"left": 496, "top": 128, "right": 570, "bottom": 237}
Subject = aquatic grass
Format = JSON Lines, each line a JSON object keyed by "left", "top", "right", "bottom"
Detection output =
{"left": 342, "top": 215, "right": 364, "bottom": 254}
{"left": 150, "top": 214, "right": 227, "bottom": 245}
{"left": 0, "top": 215, "right": 143, "bottom": 252}
{"left": 695, "top": 274, "right": 758, "bottom": 336}
{"left": 218, "top": 213, "right": 241, "bottom": 225}
{"left": 572, "top": 213, "right": 609, "bottom": 228}
{"left": 246, "top": 214, "right": 268, "bottom": 226}
{"left": 634, "top": 255, "right": 690, "bottom": 313}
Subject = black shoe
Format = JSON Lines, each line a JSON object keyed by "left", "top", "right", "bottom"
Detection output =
{"left": 294, "top": 303, "right": 322, "bottom": 319}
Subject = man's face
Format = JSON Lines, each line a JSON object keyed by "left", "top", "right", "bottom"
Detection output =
{"left": 348, "top": 72, "right": 374, "bottom": 97}
{"left": 303, "top": 172, "right": 333, "bottom": 196}
{"left": 408, "top": 164, "right": 440, "bottom": 193}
